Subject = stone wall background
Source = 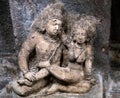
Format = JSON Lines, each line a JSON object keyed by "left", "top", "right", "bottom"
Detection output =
{"left": 0, "top": 0, "right": 18, "bottom": 91}
{"left": 0, "top": 0, "right": 15, "bottom": 54}
{"left": 0, "top": 0, "right": 112, "bottom": 97}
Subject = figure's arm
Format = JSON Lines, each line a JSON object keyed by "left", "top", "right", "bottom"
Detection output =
{"left": 18, "top": 32, "right": 37, "bottom": 75}
{"left": 85, "top": 45, "right": 94, "bottom": 76}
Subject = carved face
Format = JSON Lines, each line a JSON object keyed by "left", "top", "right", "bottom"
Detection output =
{"left": 73, "top": 28, "right": 87, "bottom": 44}
{"left": 46, "top": 19, "right": 62, "bottom": 36}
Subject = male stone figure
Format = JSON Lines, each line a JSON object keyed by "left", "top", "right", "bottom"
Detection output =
{"left": 8, "top": 2, "right": 67, "bottom": 96}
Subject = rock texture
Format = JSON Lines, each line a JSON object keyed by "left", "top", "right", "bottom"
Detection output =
{"left": 0, "top": 0, "right": 15, "bottom": 54}
{"left": 0, "top": 0, "right": 112, "bottom": 97}
{"left": 0, "top": 72, "right": 103, "bottom": 98}
{"left": 9, "top": 0, "right": 111, "bottom": 95}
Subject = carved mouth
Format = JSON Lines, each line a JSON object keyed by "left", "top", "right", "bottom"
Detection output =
{"left": 53, "top": 29, "right": 59, "bottom": 34}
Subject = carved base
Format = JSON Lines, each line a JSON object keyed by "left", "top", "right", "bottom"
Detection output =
{"left": 0, "top": 73, "right": 103, "bottom": 98}
{"left": 0, "top": 84, "right": 102, "bottom": 98}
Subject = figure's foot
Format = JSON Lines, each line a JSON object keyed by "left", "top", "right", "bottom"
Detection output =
{"left": 90, "top": 77, "right": 97, "bottom": 86}
{"left": 12, "top": 81, "right": 30, "bottom": 96}
{"left": 85, "top": 75, "right": 97, "bottom": 86}
{"left": 85, "top": 75, "right": 92, "bottom": 80}
{"left": 45, "top": 83, "right": 59, "bottom": 95}
{"left": 17, "top": 78, "right": 33, "bottom": 86}
{"left": 39, "top": 85, "right": 50, "bottom": 95}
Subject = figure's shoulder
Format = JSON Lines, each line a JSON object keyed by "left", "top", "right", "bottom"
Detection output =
{"left": 86, "top": 44, "right": 93, "bottom": 53}
{"left": 28, "top": 31, "right": 39, "bottom": 37}
{"left": 27, "top": 31, "right": 43, "bottom": 40}
{"left": 86, "top": 44, "right": 92, "bottom": 48}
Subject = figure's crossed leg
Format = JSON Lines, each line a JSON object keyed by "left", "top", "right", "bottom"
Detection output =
{"left": 48, "top": 66, "right": 84, "bottom": 83}
{"left": 12, "top": 79, "right": 47, "bottom": 96}
{"left": 45, "top": 80, "right": 91, "bottom": 95}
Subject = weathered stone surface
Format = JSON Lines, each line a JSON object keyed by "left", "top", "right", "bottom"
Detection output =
{"left": 0, "top": 57, "right": 18, "bottom": 91}
{"left": 9, "top": 0, "right": 111, "bottom": 96}
{"left": 9, "top": 1, "right": 111, "bottom": 68}
{"left": 0, "top": 72, "right": 103, "bottom": 98}
{"left": 0, "top": 0, "right": 112, "bottom": 97}
{"left": 104, "top": 69, "right": 120, "bottom": 98}
{"left": 0, "top": 0, "right": 15, "bottom": 53}
{"left": 9, "top": 0, "right": 111, "bottom": 81}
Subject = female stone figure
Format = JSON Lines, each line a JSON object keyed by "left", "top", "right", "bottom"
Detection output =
{"left": 40, "top": 15, "right": 99, "bottom": 94}
{"left": 8, "top": 2, "right": 67, "bottom": 96}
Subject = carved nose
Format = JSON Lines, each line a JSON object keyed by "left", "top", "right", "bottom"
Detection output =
{"left": 55, "top": 25, "right": 59, "bottom": 30}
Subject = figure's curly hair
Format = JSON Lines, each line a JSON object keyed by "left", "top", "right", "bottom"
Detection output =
{"left": 31, "top": 2, "right": 67, "bottom": 33}
{"left": 71, "top": 15, "right": 100, "bottom": 41}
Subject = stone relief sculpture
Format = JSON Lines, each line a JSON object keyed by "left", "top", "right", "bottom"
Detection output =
{"left": 7, "top": 2, "right": 66, "bottom": 96}
{"left": 7, "top": 2, "right": 99, "bottom": 97}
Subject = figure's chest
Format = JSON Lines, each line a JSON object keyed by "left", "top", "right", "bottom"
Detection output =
{"left": 35, "top": 36, "right": 58, "bottom": 61}
{"left": 68, "top": 44, "right": 87, "bottom": 62}
{"left": 36, "top": 40, "right": 56, "bottom": 54}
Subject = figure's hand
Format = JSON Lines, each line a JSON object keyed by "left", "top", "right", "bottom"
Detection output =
{"left": 24, "top": 72, "right": 36, "bottom": 82}
{"left": 37, "top": 61, "right": 50, "bottom": 68}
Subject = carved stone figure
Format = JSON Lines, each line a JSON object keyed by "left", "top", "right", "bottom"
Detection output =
{"left": 6, "top": 2, "right": 99, "bottom": 96}
{"left": 39, "top": 16, "right": 98, "bottom": 95}
{"left": 7, "top": 2, "right": 66, "bottom": 96}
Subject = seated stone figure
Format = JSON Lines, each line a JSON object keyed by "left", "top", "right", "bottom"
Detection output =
{"left": 39, "top": 16, "right": 98, "bottom": 94}
{"left": 8, "top": 3, "right": 66, "bottom": 96}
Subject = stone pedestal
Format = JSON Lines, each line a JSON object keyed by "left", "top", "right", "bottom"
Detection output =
{"left": 0, "top": 72, "right": 103, "bottom": 98}
{"left": 0, "top": 84, "right": 103, "bottom": 98}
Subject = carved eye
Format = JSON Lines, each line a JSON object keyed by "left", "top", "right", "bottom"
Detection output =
{"left": 81, "top": 33, "right": 84, "bottom": 35}
{"left": 80, "top": 32, "right": 86, "bottom": 36}
{"left": 32, "top": 36, "right": 35, "bottom": 39}
{"left": 53, "top": 19, "right": 57, "bottom": 22}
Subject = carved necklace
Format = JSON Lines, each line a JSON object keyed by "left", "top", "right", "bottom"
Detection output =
{"left": 73, "top": 42, "right": 86, "bottom": 59}
{"left": 43, "top": 33, "right": 60, "bottom": 44}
